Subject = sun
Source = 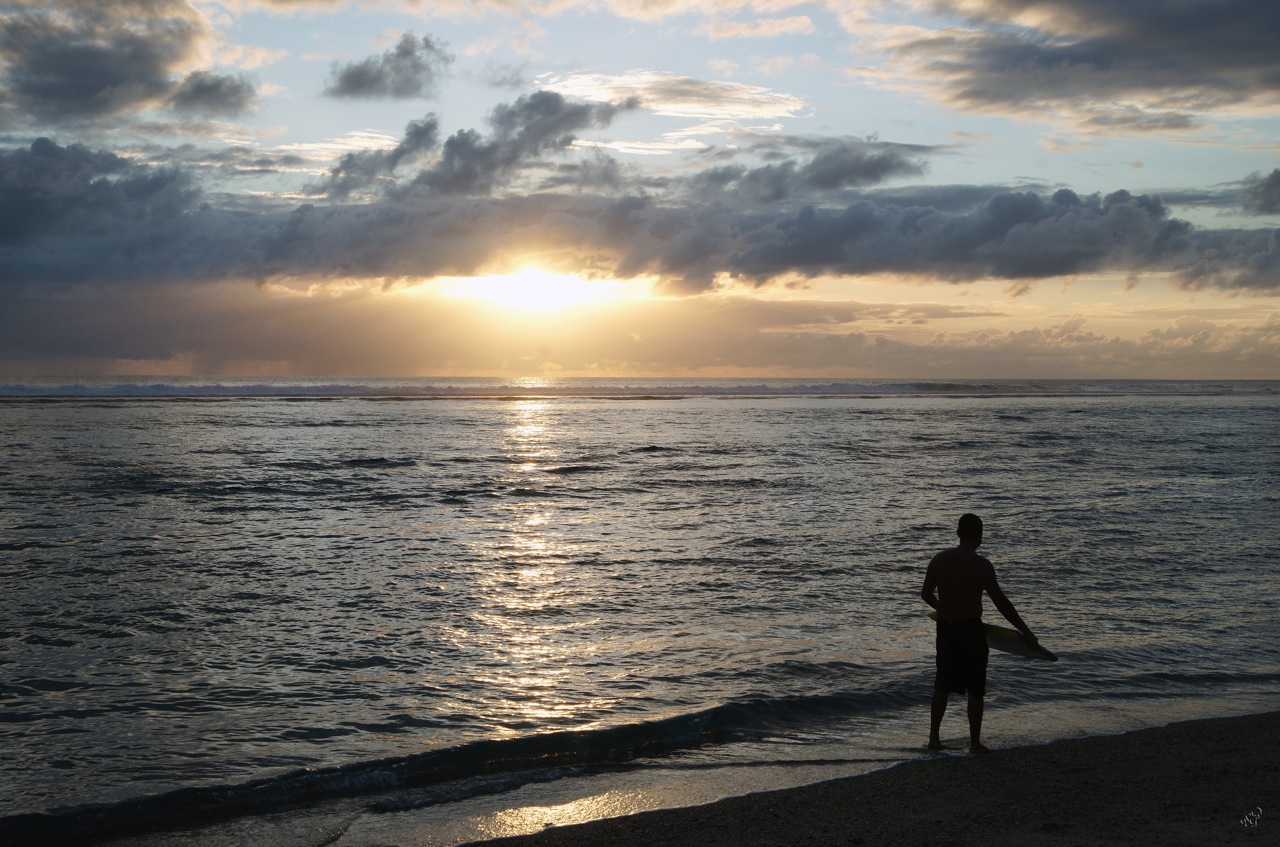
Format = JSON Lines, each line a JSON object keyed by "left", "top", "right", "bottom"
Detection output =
{"left": 437, "top": 268, "right": 648, "bottom": 312}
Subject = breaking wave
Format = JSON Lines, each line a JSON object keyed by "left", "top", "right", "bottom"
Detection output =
{"left": 0, "top": 687, "right": 915, "bottom": 846}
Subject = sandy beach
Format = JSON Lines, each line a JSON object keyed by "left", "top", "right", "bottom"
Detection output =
{"left": 474, "top": 711, "right": 1277, "bottom": 847}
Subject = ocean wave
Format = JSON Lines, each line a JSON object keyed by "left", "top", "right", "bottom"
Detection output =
{"left": 0, "top": 688, "right": 914, "bottom": 846}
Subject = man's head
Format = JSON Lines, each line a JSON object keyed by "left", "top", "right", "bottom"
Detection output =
{"left": 957, "top": 513, "right": 983, "bottom": 546}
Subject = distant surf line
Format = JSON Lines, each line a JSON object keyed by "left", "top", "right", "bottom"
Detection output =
{"left": 1, "top": 378, "right": 1276, "bottom": 399}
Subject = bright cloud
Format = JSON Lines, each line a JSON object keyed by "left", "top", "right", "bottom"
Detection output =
{"left": 695, "top": 15, "right": 815, "bottom": 40}
{"left": 537, "top": 70, "right": 807, "bottom": 119}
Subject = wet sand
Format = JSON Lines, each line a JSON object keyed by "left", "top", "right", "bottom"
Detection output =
{"left": 473, "top": 711, "right": 1277, "bottom": 847}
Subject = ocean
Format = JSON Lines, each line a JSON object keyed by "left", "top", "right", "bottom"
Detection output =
{"left": 2, "top": 378, "right": 1277, "bottom": 845}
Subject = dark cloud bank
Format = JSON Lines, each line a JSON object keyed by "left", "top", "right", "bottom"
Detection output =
{"left": 1, "top": 94, "right": 1276, "bottom": 299}
{"left": 0, "top": 0, "right": 256, "bottom": 125}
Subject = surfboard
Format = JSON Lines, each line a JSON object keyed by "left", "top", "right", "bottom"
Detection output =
{"left": 927, "top": 612, "right": 1058, "bottom": 662}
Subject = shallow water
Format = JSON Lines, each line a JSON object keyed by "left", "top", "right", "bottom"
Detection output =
{"left": 1, "top": 380, "right": 1277, "bottom": 841}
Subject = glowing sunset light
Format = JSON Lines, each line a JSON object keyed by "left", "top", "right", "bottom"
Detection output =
{"left": 437, "top": 269, "right": 652, "bottom": 313}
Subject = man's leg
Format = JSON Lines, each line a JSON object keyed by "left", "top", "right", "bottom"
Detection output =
{"left": 966, "top": 694, "right": 988, "bottom": 754}
{"left": 928, "top": 688, "right": 948, "bottom": 749}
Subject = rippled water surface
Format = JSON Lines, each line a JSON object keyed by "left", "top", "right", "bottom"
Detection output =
{"left": 2, "top": 384, "right": 1278, "bottom": 830}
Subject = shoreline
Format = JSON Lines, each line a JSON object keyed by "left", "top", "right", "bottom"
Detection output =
{"left": 469, "top": 711, "right": 1277, "bottom": 847}
{"left": 8, "top": 710, "right": 1275, "bottom": 846}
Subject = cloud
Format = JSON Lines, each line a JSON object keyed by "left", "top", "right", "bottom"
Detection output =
{"left": 0, "top": 136, "right": 199, "bottom": 249}
{"left": 404, "top": 90, "right": 638, "bottom": 195}
{"left": 861, "top": 183, "right": 1050, "bottom": 213}
{"left": 271, "top": 129, "right": 404, "bottom": 166}
{"left": 314, "top": 115, "right": 442, "bottom": 196}
{"left": 1168, "top": 227, "right": 1280, "bottom": 291}
{"left": 1144, "top": 170, "right": 1280, "bottom": 216}
{"left": 1241, "top": 170, "right": 1280, "bottom": 215}
{"left": 539, "top": 70, "right": 806, "bottom": 119}
{"left": 214, "top": 42, "right": 288, "bottom": 72}
{"left": 683, "top": 138, "right": 930, "bottom": 204}
{"left": 1, "top": 126, "right": 1277, "bottom": 297}
{"left": 168, "top": 70, "right": 257, "bottom": 116}
{"left": 167, "top": 145, "right": 311, "bottom": 179}
{"left": 695, "top": 16, "right": 814, "bottom": 40}
{"left": 323, "top": 33, "right": 453, "bottom": 100}
{"left": 249, "top": 1, "right": 830, "bottom": 24}
{"left": 877, "top": 0, "right": 1280, "bottom": 133}
{"left": 601, "top": 187, "right": 1221, "bottom": 290}
{"left": 478, "top": 61, "right": 529, "bottom": 90}
{"left": 536, "top": 151, "right": 629, "bottom": 193}
{"left": 706, "top": 59, "right": 738, "bottom": 78}
{"left": 0, "top": 0, "right": 216, "bottom": 123}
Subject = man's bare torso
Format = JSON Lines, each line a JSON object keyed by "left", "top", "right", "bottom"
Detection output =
{"left": 925, "top": 546, "right": 992, "bottom": 619}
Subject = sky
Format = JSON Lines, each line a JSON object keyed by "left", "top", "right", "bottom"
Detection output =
{"left": 1, "top": 0, "right": 1278, "bottom": 379}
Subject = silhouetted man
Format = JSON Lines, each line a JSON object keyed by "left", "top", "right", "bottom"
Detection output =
{"left": 920, "top": 513, "right": 1038, "bottom": 753}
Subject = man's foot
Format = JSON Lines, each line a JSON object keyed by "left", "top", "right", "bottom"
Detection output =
{"left": 926, "top": 738, "right": 946, "bottom": 751}
{"left": 968, "top": 742, "right": 990, "bottom": 755}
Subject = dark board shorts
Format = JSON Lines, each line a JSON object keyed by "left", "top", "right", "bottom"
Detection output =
{"left": 934, "top": 618, "right": 989, "bottom": 696}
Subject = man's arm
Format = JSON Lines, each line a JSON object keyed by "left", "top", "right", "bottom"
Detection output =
{"left": 920, "top": 559, "right": 939, "bottom": 610}
{"left": 984, "top": 566, "right": 1039, "bottom": 648}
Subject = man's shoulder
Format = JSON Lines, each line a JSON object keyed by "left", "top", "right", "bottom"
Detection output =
{"left": 929, "top": 546, "right": 961, "bottom": 565}
{"left": 930, "top": 547, "right": 993, "bottom": 568}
